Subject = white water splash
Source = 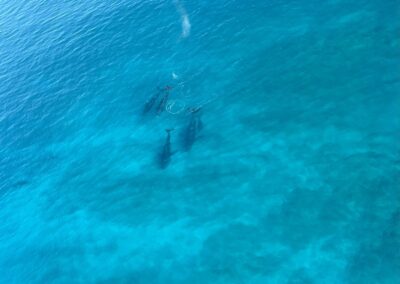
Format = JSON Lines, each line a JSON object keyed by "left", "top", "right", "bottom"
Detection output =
{"left": 174, "top": 0, "right": 191, "bottom": 38}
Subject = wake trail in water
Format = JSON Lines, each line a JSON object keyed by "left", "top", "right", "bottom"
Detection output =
{"left": 174, "top": 0, "right": 191, "bottom": 38}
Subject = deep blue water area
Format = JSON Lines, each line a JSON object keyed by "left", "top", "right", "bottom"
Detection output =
{"left": 0, "top": 0, "right": 399, "bottom": 283}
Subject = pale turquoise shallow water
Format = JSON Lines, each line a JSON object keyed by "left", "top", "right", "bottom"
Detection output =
{"left": 0, "top": 0, "right": 399, "bottom": 283}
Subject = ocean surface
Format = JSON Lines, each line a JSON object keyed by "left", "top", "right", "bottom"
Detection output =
{"left": 0, "top": 0, "right": 399, "bottom": 283}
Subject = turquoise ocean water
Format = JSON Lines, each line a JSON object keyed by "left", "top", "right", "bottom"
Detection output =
{"left": 1, "top": 0, "right": 399, "bottom": 283}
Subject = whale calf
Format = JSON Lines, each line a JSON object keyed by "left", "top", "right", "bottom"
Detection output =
{"left": 156, "top": 91, "right": 170, "bottom": 115}
{"left": 143, "top": 88, "right": 162, "bottom": 114}
{"left": 159, "top": 128, "right": 174, "bottom": 169}
{"left": 143, "top": 86, "right": 173, "bottom": 115}
{"left": 183, "top": 107, "right": 202, "bottom": 151}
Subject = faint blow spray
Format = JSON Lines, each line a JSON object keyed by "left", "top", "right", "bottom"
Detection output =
{"left": 174, "top": 0, "right": 191, "bottom": 38}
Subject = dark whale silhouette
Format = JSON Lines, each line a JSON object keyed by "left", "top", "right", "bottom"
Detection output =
{"left": 143, "top": 88, "right": 163, "bottom": 114}
{"left": 183, "top": 107, "right": 202, "bottom": 151}
{"left": 159, "top": 128, "right": 174, "bottom": 169}
{"left": 143, "top": 86, "right": 173, "bottom": 115}
{"left": 156, "top": 91, "right": 170, "bottom": 115}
